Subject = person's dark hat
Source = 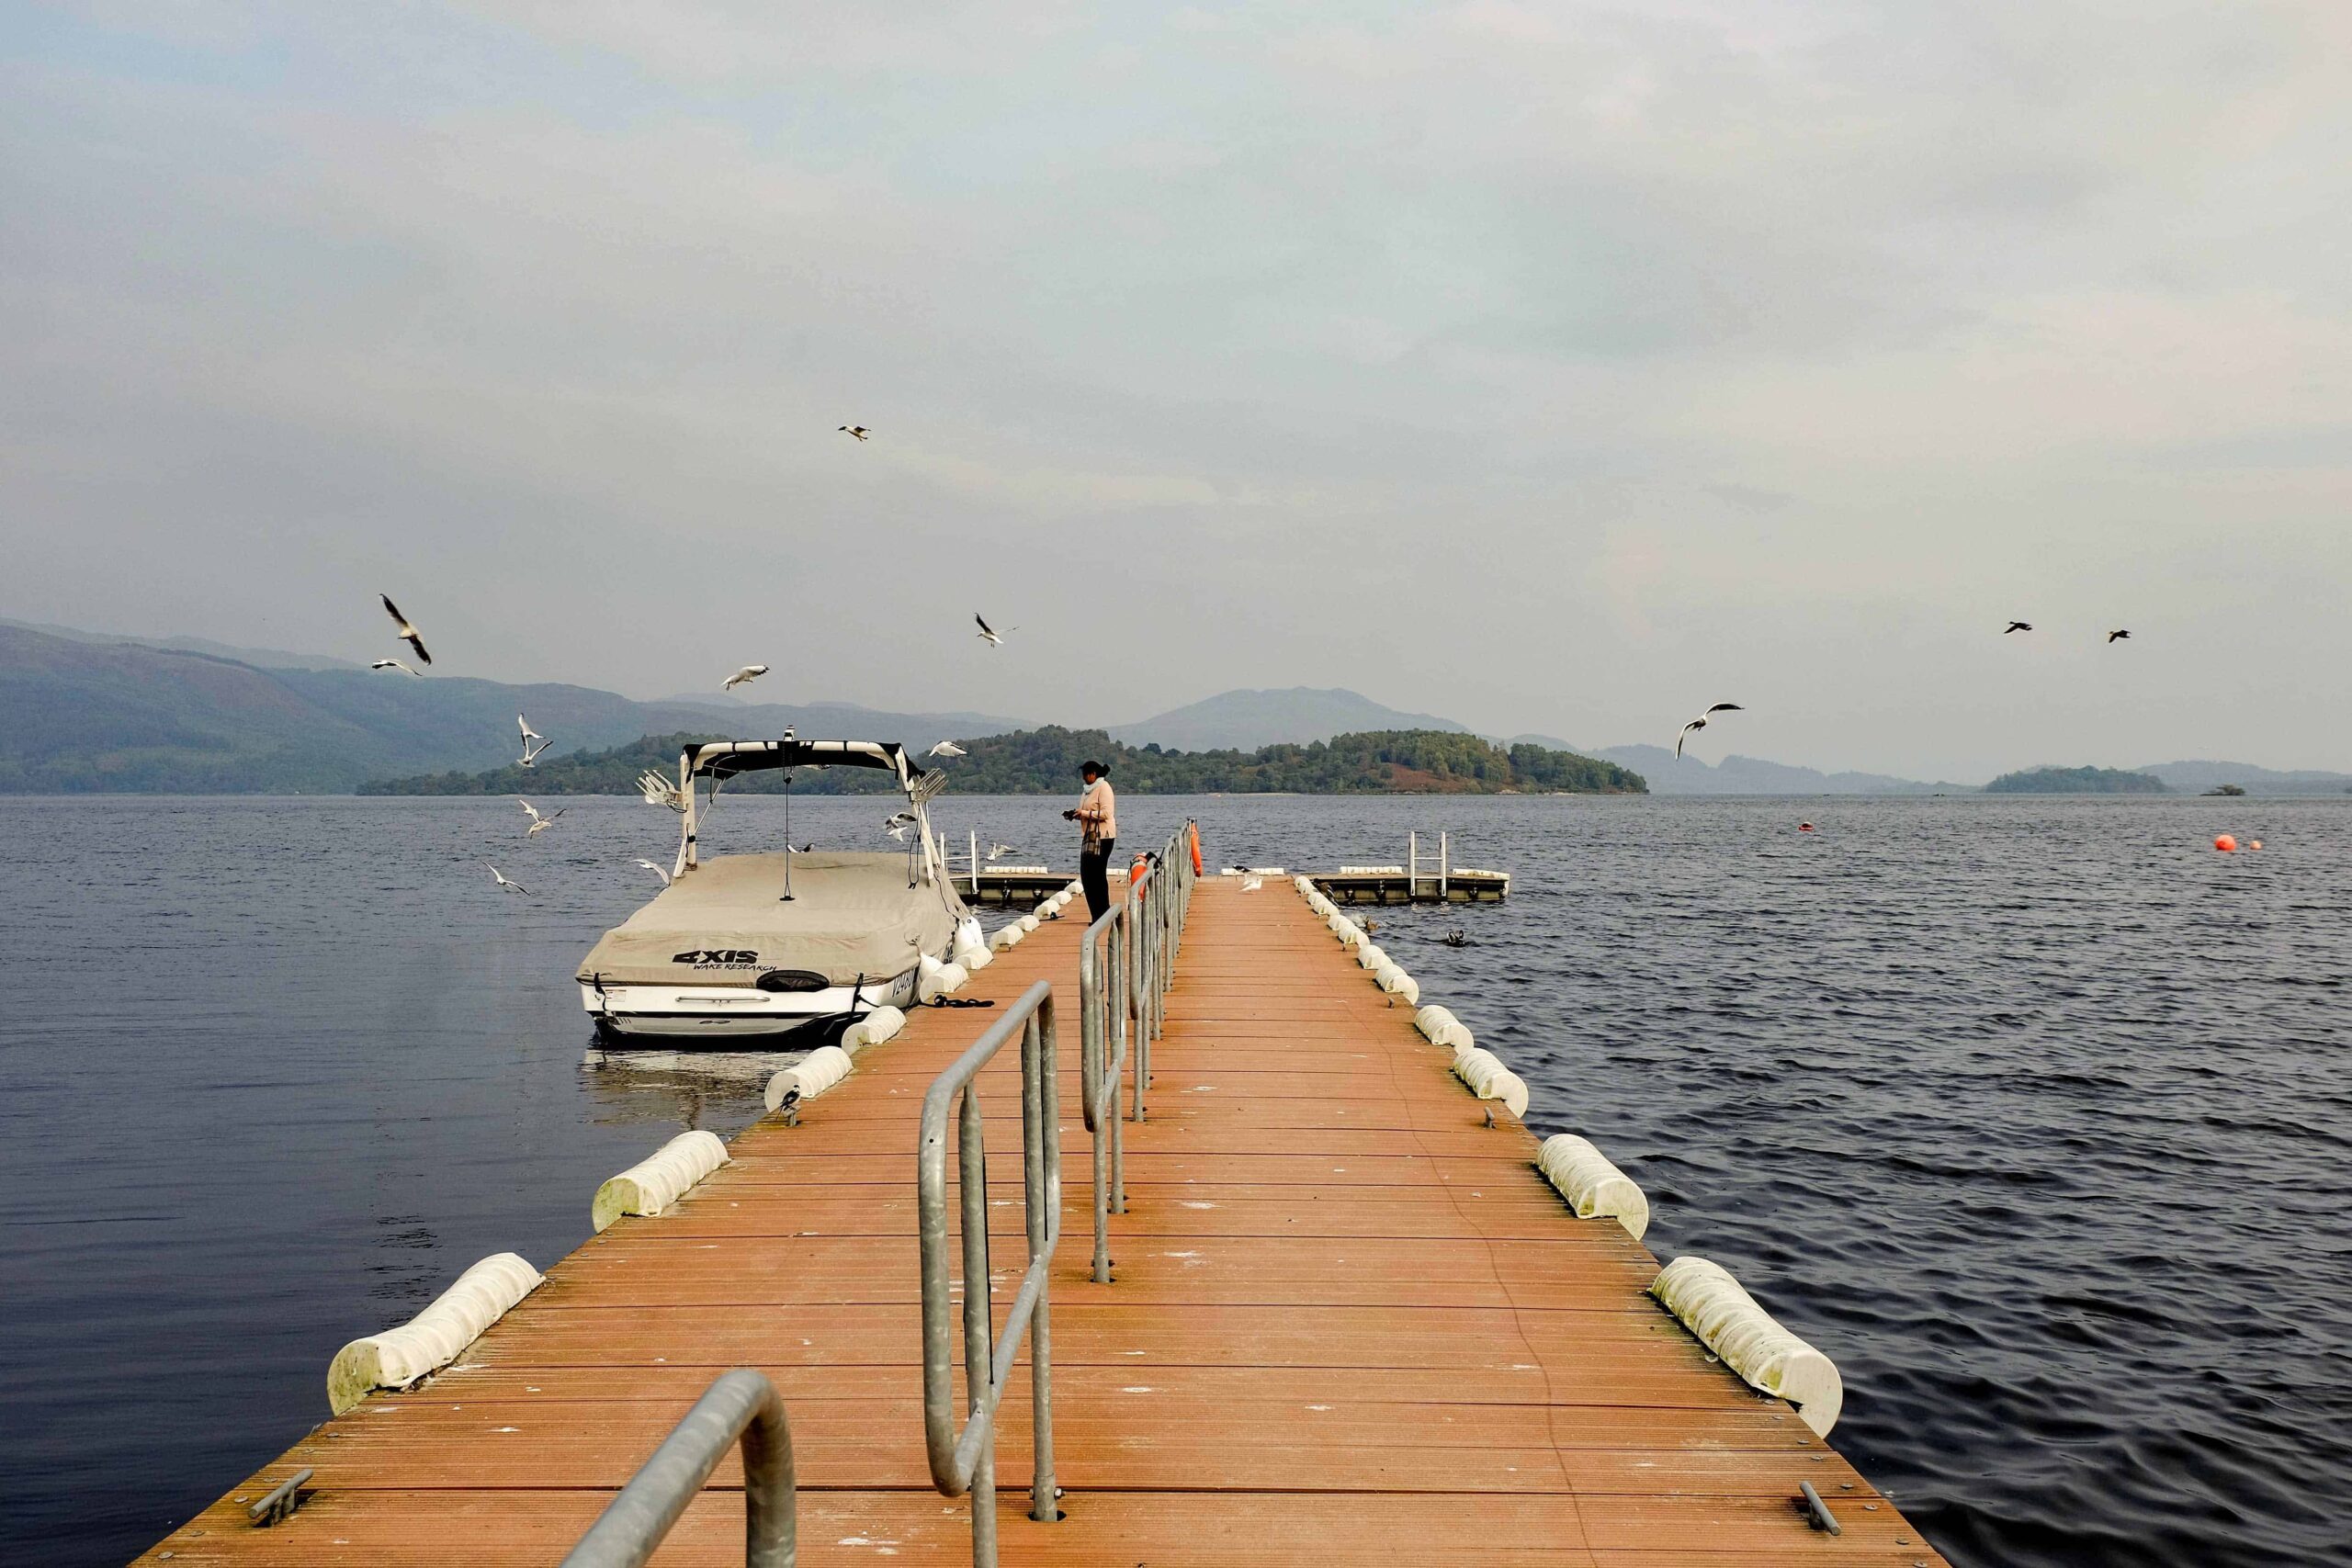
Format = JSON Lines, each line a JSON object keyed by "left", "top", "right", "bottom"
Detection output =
{"left": 1079, "top": 760, "right": 1107, "bottom": 777}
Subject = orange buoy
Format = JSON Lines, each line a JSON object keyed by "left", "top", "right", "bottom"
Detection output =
{"left": 1189, "top": 822, "right": 1204, "bottom": 876}
{"left": 2214, "top": 834, "right": 2237, "bottom": 852}
{"left": 2249, "top": 840, "right": 2264, "bottom": 851}
{"left": 1130, "top": 853, "right": 1149, "bottom": 885}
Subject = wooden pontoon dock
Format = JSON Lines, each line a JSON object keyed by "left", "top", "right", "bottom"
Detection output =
{"left": 141, "top": 872, "right": 1942, "bottom": 1566}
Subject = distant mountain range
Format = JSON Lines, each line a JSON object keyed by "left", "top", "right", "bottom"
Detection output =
{"left": 0, "top": 622, "right": 1027, "bottom": 793}
{"left": 7, "top": 619, "right": 2348, "bottom": 794}
{"left": 1110, "top": 687, "right": 1466, "bottom": 750}
{"left": 1517, "top": 739, "right": 1970, "bottom": 796}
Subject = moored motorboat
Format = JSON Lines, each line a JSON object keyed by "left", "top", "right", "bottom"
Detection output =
{"left": 577, "top": 739, "right": 979, "bottom": 1043}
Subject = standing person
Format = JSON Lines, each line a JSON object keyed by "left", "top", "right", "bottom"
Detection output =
{"left": 1067, "top": 760, "right": 1118, "bottom": 920}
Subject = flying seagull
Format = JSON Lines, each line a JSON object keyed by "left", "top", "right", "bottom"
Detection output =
{"left": 517, "top": 799, "right": 566, "bottom": 837}
{"left": 975, "top": 614, "right": 1016, "bottom": 648}
{"left": 635, "top": 858, "right": 673, "bottom": 886}
{"left": 986, "top": 841, "right": 1016, "bottom": 861}
{"left": 723, "top": 663, "right": 769, "bottom": 691}
{"left": 929, "top": 740, "right": 967, "bottom": 758}
{"left": 884, "top": 821, "right": 911, "bottom": 842}
{"left": 1676, "top": 703, "right": 1745, "bottom": 759}
{"left": 370, "top": 658, "right": 423, "bottom": 676}
{"left": 379, "top": 594, "right": 431, "bottom": 665}
{"left": 2108, "top": 628, "right": 2132, "bottom": 643}
{"left": 636, "top": 770, "right": 685, "bottom": 811}
{"left": 2004, "top": 621, "right": 2033, "bottom": 635}
{"left": 839, "top": 424, "right": 869, "bottom": 441}
{"left": 516, "top": 714, "right": 552, "bottom": 768}
{"left": 486, "top": 863, "right": 528, "bottom": 895}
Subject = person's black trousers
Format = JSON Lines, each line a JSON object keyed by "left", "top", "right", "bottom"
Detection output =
{"left": 1080, "top": 839, "right": 1116, "bottom": 922}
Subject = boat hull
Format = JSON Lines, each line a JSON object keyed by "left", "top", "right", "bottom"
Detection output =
{"left": 582, "top": 969, "right": 920, "bottom": 1043}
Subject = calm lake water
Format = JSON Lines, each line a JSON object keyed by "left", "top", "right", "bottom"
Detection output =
{"left": 1, "top": 793, "right": 2346, "bottom": 1566}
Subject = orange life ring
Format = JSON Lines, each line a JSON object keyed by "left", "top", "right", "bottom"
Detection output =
{"left": 1130, "top": 854, "right": 1149, "bottom": 886}
{"left": 1188, "top": 822, "right": 1204, "bottom": 876}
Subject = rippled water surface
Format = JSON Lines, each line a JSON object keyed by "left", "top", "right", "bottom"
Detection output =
{"left": 2, "top": 794, "right": 2346, "bottom": 1565}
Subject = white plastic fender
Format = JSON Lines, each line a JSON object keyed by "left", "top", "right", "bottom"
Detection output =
{"left": 991, "top": 924, "right": 1023, "bottom": 952}
{"left": 1374, "top": 964, "right": 1419, "bottom": 1003}
{"left": 937, "top": 961, "right": 970, "bottom": 996}
{"left": 1452, "top": 1046, "right": 1501, "bottom": 1089}
{"left": 1330, "top": 919, "right": 1364, "bottom": 947}
{"left": 842, "top": 1006, "right": 906, "bottom": 1053}
{"left": 1018, "top": 914, "right": 1041, "bottom": 933}
{"left": 593, "top": 1130, "right": 729, "bottom": 1233}
{"left": 764, "top": 1043, "right": 854, "bottom": 1111}
{"left": 1482, "top": 1069, "right": 1530, "bottom": 1118}
{"left": 1414, "top": 1005, "right": 1473, "bottom": 1054}
{"left": 1356, "top": 942, "right": 1387, "bottom": 970}
{"left": 1649, "top": 1257, "right": 1843, "bottom": 1436}
{"left": 1294, "top": 875, "right": 1314, "bottom": 895}
{"left": 1535, "top": 1134, "right": 1650, "bottom": 1240}
{"left": 326, "top": 1253, "right": 542, "bottom": 1415}
{"left": 917, "top": 953, "right": 949, "bottom": 998}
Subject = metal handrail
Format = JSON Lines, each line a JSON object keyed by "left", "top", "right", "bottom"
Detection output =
{"left": 918, "top": 979, "right": 1062, "bottom": 1567}
{"left": 1078, "top": 822, "right": 1196, "bottom": 1283}
{"left": 561, "top": 1369, "right": 797, "bottom": 1568}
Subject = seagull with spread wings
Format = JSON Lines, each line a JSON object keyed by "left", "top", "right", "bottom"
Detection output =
{"left": 723, "top": 663, "right": 769, "bottom": 691}
{"left": 635, "top": 859, "right": 673, "bottom": 886}
{"left": 516, "top": 714, "right": 552, "bottom": 768}
{"left": 839, "top": 424, "right": 869, "bottom": 441}
{"left": 2108, "top": 628, "right": 2132, "bottom": 643}
{"left": 929, "top": 740, "right": 967, "bottom": 758}
{"left": 370, "top": 658, "right": 423, "bottom": 676}
{"left": 379, "top": 594, "right": 432, "bottom": 665}
{"left": 1676, "top": 703, "right": 1745, "bottom": 760}
{"left": 975, "top": 615, "right": 1015, "bottom": 648}
{"left": 486, "top": 863, "right": 528, "bottom": 895}
{"left": 517, "top": 799, "right": 566, "bottom": 837}
{"left": 2004, "top": 621, "right": 2033, "bottom": 635}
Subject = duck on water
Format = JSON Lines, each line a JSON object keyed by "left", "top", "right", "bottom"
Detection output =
{"left": 576, "top": 739, "right": 981, "bottom": 1044}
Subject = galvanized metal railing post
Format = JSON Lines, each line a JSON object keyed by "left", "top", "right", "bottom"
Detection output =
{"left": 1023, "top": 1010, "right": 1059, "bottom": 1519}
{"left": 958, "top": 1077, "right": 995, "bottom": 1563}
{"left": 917, "top": 981, "right": 1063, "bottom": 1568}
{"left": 561, "top": 1369, "right": 797, "bottom": 1568}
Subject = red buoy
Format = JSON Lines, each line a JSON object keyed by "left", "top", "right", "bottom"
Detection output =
{"left": 2214, "top": 834, "right": 2237, "bottom": 852}
{"left": 1798, "top": 822, "right": 1815, "bottom": 832}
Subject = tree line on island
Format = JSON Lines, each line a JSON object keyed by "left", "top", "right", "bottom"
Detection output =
{"left": 358, "top": 727, "right": 1651, "bottom": 797}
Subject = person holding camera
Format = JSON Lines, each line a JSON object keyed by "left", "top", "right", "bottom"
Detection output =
{"left": 1065, "top": 760, "right": 1117, "bottom": 920}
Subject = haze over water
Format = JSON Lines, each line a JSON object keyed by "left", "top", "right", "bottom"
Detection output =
{"left": 1, "top": 794, "right": 2345, "bottom": 1566}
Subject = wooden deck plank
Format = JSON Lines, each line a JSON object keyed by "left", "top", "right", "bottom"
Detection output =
{"left": 140, "top": 876, "right": 1947, "bottom": 1567}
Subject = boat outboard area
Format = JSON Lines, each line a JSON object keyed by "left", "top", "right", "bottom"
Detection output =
{"left": 577, "top": 739, "right": 979, "bottom": 1043}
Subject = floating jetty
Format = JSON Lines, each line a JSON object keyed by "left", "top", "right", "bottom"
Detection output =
{"left": 967, "top": 831, "right": 1508, "bottom": 908}
{"left": 143, "top": 837, "right": 1939, "bottom": 1566}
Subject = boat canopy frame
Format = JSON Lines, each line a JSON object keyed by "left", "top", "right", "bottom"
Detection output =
{"left": 674, "top": 739, "right": 949, "bottom": 886}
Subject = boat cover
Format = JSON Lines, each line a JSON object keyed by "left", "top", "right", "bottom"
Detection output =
{"left": 577, "top": 852, "right": 966, "bottom": 987}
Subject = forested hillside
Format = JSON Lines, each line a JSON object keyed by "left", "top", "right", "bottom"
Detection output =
{"left": 362, "top": 727, "right": 1648, "bottom": 796}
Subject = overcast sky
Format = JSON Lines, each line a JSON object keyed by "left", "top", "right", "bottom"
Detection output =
{"left": 6, "top": 3, "right": 2346, "bottom": 779}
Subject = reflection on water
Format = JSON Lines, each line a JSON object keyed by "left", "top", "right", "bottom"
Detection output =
{"left": 575, "top": 1045, "right": 809, "bottom": 1132}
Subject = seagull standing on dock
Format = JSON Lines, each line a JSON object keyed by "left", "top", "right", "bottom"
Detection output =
{"left": 379, "top": 594, "right": 432, "bottom": 665}
{"left": 518, "top": 800, "right": 566, "bottom": 837}
{"left": 839, "top": 424, "right": 869, "bottom": 441}
{"left": 1676, "top": 703, "right": 1745, "bottom": 759}
{"left": 486, "top": 863, "right": 528, "bottom": 895}
{"left": 2004, "top": 621, "right": 2033, "bottom": 635}
{"left": 370, "top": 658, "right": 423, "bottom": 676}
{"left": 516, "top": 714, "right": 551, "bottom": 767}
{"left": 635, "top": 859, "right": 673, "bottom": 886}
{"left": 723, "top": 663, "right": 769, "bottom": 691}
{"left": 975, "top": 615, "right": 1014, "bottom": 648}
{"left": 929, "top": 740, "right": 967, "bottom": 758}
